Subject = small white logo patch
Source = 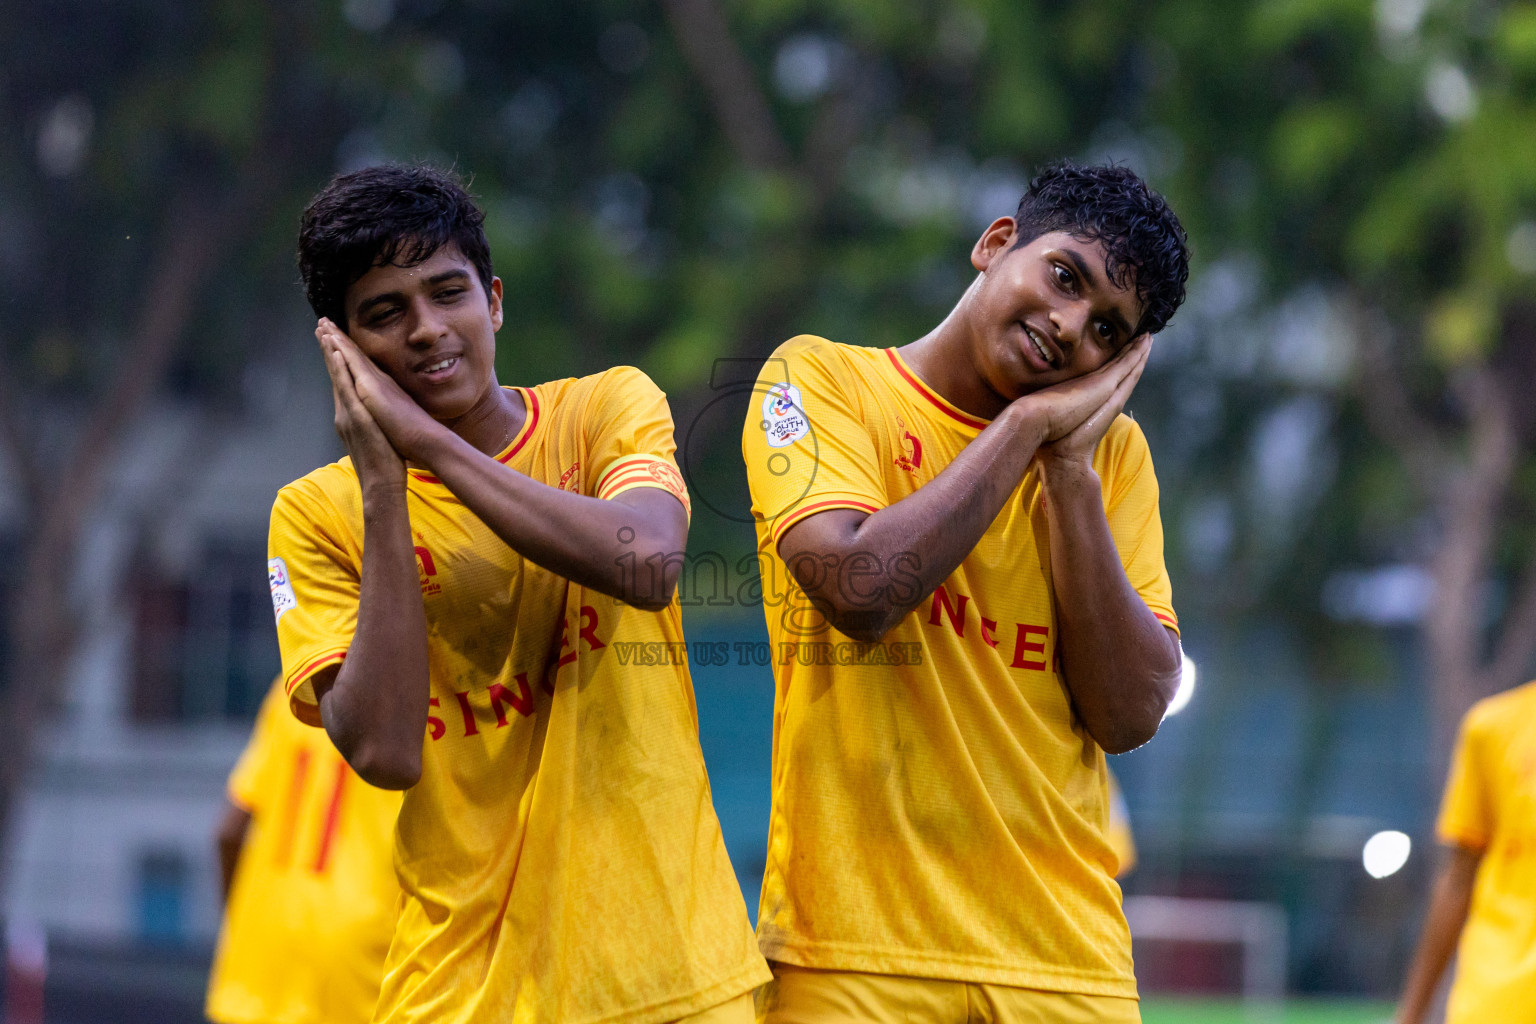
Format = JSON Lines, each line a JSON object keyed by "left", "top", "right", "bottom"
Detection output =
{"left": 268, "top": 557, "right": 298, "bottom": 624}
{"left": 762, "top": 383, "right": 809, "bottom": 449}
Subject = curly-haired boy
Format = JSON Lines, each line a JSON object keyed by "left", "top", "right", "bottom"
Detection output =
{"left": 742, "top": 162, "right": 1190, "bottom": 1023}
{"left": 271, "top": 164, "right": 767, "bottom": 1024}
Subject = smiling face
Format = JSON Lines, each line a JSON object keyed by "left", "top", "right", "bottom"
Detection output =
{"left": 343, "top": 243, "right": 505, "bottom": 422}
{"left": 964, "top": 222, "right": 1144, "bottom": 400}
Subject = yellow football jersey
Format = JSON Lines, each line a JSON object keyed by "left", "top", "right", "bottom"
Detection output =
{"left": 206, "top": 677, "right": 402, "bottom": 1024}
{"left": 1437, "top": 680, "right": 1536, "bottom": 1024}
{"left": 1107, "top": 771, "right": 1138, "bottom": 878}
{"left": 269, "top": 368, "right": 768, "bottom": 1024}
{"left": 741, "top": 336, "right": 1177, "bottom": 997}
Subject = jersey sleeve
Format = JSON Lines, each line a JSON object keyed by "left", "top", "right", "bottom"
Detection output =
{"left": 268, "top": 479, "right": 360, "bottom": 726}
{"left": 1096, "top": 416, "right": 1178, "bottom": 633}
{"left": 227, "top": 677, "right": 288, "bottom": 812}
{"left": 742, "top": 336, "right": 887, "bottom": 548}
{"left": 584, "top": 367, "right": 691, "bottom": 520}
{"left": 1437, "top": 705, "right": 1493, "bottom": 851}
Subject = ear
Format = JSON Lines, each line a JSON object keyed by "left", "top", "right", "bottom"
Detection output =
{"left": 971, "top": 217, "right": 1018, "bottom": 273}
{"left": 488, "top": 276, "right": 504, "bottom": 331}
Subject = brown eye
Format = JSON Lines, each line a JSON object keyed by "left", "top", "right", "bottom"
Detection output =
{"left": 1054, "top": 265, "right": 1073, "bottom": 287}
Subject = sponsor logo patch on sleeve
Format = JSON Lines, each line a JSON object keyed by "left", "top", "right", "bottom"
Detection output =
{"left": 268, "top": 557, "right": 298, "bottom": 624}
{"left": 762, "top": 383, "right": 809, "bottom": 449}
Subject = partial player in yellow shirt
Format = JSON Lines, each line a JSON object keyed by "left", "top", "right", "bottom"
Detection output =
{"left": 741, "top": 162, "right": 1189, "bottom": 1024}
{"left": 272, "top": 165, "right": 765, "bottom": 1024}
{"left": 206, "top": 676, "right": 401, "bottom": 1024}
{"left": 1395, "top": 681, "right": 1536, "bottom": 1024}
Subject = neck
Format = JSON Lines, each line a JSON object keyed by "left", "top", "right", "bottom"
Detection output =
{"left": 441, "top": 378, "right": 525, "bottom": 457}
{"left": 898, "top": 279, "right": 1009, "bottom": 421}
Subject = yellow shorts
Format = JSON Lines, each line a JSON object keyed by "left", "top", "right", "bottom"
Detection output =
{"left": 676, "top": 991, "right": 756, "bottom": 1024}
{"left": 756, "top": 963, "right": 1141, "bottom": 1024}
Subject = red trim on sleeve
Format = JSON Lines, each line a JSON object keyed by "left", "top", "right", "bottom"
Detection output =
{"left": 595, "top": 455, "right": 672, "bottom": 493}
{"left": 286, "top": 650, "right": 348, "bottom": 697}
{"left": 595, "top": 457, "right": 689, "bottom": 516}
{"left": 1436, "top": 828, "right": 1488, "bottom": 853}
{"left": 598, "top": 468, "right": 660, "bottom": 494}
{"left": 770, "top": 499, "right": 882, "bottom": 544}
{"left": 599, "top": 469, "right": 675, "bottom": 499}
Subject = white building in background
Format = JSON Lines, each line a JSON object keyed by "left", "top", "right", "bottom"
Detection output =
{"left": 3, "top": 357, "right": 339, "bottom": 945}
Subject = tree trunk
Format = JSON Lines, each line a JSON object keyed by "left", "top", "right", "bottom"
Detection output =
{"left": 0, "top": 194, "right": 238, "bottom": 882}
{"left": 0, "top": 525, "right": 76, "bottom": 849}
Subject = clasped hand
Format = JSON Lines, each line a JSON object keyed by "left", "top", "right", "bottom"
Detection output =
{"left": 316, "top": 319, "right": 442, "bottom": 487}
{"left": 1020, "top": 333, "right": 1152, "bottom": 467}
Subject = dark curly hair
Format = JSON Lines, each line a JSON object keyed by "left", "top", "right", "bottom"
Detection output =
{"left": 1013, "top": 162, "right": 1189, "bottom": 336}
{"left": 298, "top": 164, "right": 494, "bottom": 328}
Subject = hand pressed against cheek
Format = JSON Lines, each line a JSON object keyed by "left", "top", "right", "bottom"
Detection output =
{"left": 1040, "top": 335, "right": 1152, "bottom": 464}
{"left": 319, "top": 331, "right": 406, "bottom": 486}
{"left": 319, "top": 320, "right": 446, "bottom": 463}
{"left": 1016, "top": 333, "right": 1151, "bottom": 448}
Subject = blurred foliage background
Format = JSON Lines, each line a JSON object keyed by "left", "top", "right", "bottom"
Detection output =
{"left": 3, "top": 0, "right": 1536, "bottom": 1011}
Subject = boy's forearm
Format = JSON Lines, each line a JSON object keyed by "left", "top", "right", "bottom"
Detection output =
{"left": 1039, "top": 458, "right": 1180, "bottom": 754}
{"left": 416, "top": 430, "right": 686, "bottom": 609}
{"left": 780, "top": 401, "right": 1049, "bottom": 641}
{"left": 215, "top": 803, "right": 251, "bottom": 905}
{"left": 1397, "top": 847, "right": 1480, "bottom": 1024}
{"left": 319, "top": 484, "right": 430, "bottom": 789}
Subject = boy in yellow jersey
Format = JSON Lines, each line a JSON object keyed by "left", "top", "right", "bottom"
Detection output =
{"left": 741, "top": 162, "right": 1189, "bottom": 1023}
{"left": 1395, "top": 681, "right": 1536, "bottom": 1024}
{"left": 270, "top": 165, "right": 767, "bottom": 1024}
{"left": 206, "top": 676, "right": 402, "bottom": 1024}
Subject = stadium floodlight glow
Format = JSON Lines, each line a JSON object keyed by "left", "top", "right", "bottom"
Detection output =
{"left": 1362, "top": 830, "right": 1411, "bottom": 879}
{"left": 1163, "top": 655, "right": 1197, "bottom": 719}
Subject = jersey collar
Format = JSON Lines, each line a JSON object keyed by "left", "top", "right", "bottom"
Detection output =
{"left": 407, "top": 386, "right": 540, "bottom": 486}
{"left": 884, "top": 349, "right": 990, "bottom": 434}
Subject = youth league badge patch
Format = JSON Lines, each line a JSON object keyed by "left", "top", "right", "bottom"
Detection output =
{"left": 762, "top": 383, "right": 809, "bottom": 449}
{"left": 268, "top": 557, "right": 298, "bottom": 624}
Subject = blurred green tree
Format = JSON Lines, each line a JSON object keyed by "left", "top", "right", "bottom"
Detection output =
{"left": 1130, "top": 0, "right": 1536, "bottom": 760}
{"left": 0, "top": 0, "right": 448, "bottom": 857}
